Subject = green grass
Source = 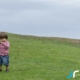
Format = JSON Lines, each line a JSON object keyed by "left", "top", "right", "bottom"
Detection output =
{"left": 1, "top": 33, "right": 80, "bottom": 80}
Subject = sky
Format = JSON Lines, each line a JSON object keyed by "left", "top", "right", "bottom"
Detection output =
{"left": 0, "top": 0, "right": 80, "bottom": 39}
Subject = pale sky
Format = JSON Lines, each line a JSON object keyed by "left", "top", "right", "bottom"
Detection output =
{"left": 0, "top": 0, "right": 80, "bottom": 39}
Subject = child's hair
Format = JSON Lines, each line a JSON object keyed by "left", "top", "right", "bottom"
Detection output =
{"left": 0, "top": 32, "right": 8, "bottom": 39}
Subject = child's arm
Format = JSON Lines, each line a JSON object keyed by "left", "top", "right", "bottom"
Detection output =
{"left": 1, "top": 42, "right": 10, "bottom": 48}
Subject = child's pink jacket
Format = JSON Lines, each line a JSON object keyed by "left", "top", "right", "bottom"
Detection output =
{"left": 0, "top": 41, "right": 10, "bottom": 56}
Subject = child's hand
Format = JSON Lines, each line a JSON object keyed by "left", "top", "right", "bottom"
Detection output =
{"left": 0, "top": 42, "right": 4, "bottom": 44}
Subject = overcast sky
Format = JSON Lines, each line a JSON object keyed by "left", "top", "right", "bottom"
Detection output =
{"left": 0, "top": 0, "right": 80, "bottom": 39}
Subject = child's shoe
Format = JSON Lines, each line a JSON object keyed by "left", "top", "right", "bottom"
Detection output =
{"left": 5, "top": 69, "right": 9, "bottom": 72}
{"left": 0, "top": 69, "right": 2, "bottom": 72}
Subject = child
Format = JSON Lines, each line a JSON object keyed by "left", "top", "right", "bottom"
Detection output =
{"left": 0, "top": 32, "right": 10, "bottom": 72}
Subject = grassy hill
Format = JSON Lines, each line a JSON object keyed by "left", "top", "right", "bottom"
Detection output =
{"left": 1, "top": 33, "right": 80, "bottom": 80}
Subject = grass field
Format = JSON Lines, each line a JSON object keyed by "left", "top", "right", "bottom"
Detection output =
{"left": 0, "top": 33, "right": 80, "bottom": 80}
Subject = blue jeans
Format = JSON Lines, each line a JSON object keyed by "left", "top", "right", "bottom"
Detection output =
{"left": 0, "top": 55, "right": 9, "bottom": 66}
